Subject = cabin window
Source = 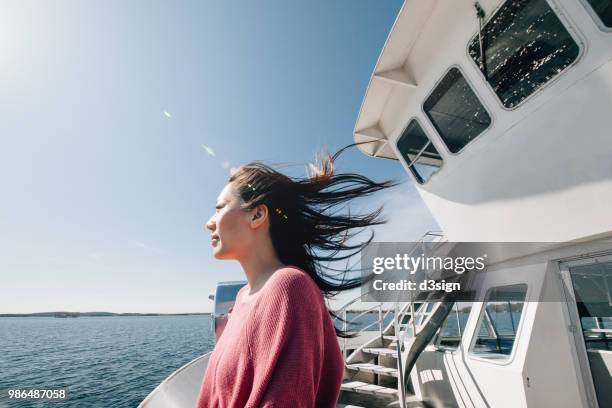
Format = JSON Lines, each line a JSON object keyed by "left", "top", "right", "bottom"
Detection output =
{"left": 584, "top": 0, "right": 612, "bottom": 27}
{"left": 436, "top": 302, "right": 473, "bottom": 350}
{"left": 568, "top": 261, "right": 612, "bottom": 351}
{"left": 422, "top": 67, "right": 491, "bottom": 153}
{"left": 396, "top": 119, "right": 443, "bottom": 184}
{"left": 468, "top": 0, "right": 580, "bottom": 109}
{"left": 470, "top": 284, "right": 527, "bottom": 360}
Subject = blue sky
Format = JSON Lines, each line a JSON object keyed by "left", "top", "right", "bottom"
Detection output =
{"left": 0, "top": 0, "right": 438, "bottom": 313}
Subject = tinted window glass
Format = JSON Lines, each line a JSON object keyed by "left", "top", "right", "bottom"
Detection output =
{"left": 586, "top": 0, "right": 612, "bottom": 27}
{"left": 469, "top": 0, "right": 580, "bottom": 108}
{"left": 214, "top": 283, "right": 246, "bottom": 314}
{"left": 569, "top": 261, "right": 612, "bottom": 351}
{"left": 437, "top": 302, "right": 473, "bottom": 349}
{"left": 423, "top": 67, "right": 491, "bottom": 153}
{"left": 470, "top": 284, "right": 527, "bottom": 359}
{"left": 396, "top": 120, "right": 442, "bottom": 184}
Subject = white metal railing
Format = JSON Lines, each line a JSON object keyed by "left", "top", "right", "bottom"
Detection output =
{"left": 334, "top": 230, "right": 446, "bottom": 408}
{"left": 335, "top": 286, "right": 395, "bottom": 354}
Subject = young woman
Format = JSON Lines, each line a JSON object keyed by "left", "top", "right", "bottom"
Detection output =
{"left": 196, "top": 147, "right": 395, "bottom": 408}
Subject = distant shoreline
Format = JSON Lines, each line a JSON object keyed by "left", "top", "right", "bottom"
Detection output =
{"left": 0, "top": 310, "right": 377, "bottom": 317}
{"left": 0, "top": 312, "right": 211, "bottom": 317}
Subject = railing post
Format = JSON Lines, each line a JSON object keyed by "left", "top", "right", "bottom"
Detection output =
{"left": 394, "top": 302, "right": 407, "bottom": 408}
{"left": 411, "top": 301, "right": 417, "bottom": 336}
{"left": 343, "top": 309, "right": 347, "bottom": 359}
{"left": 379, "top": 303, "right": 383, "bottom": 338}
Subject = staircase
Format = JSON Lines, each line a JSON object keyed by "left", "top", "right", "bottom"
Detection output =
{"left": 338, "top": 309, "right": 425, "bottom": 408}
{"left": 336, "top": 231, "right": 445, "bottom": 408}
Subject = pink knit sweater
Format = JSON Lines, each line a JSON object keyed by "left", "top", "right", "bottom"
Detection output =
{"left": 196, "top": 267, "right": 344, "bottom": 408}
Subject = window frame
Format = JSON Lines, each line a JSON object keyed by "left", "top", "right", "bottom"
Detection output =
{"left": 420, "top": 64, "right": 493, "bottom": 156}
{"left": 467, "top": 283, "right": 529, "bottom": 365}
{"left": 579, "top": 0, "right": 612, "bottom": 31}
{"left": 465, "top": 0, "right": 586, "bottom": 111}
{"left": 395, "top": 117, "right": 444, "bottom": 185}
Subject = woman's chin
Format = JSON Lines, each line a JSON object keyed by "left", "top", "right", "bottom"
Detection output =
{"left": 212, "top": 248, "right": 230, "bottom": 260}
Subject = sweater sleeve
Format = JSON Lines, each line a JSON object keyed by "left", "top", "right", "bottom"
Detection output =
{"left": 243, "top": 268, "right": 326, "bottom": 408}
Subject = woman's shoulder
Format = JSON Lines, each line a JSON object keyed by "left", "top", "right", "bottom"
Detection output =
{"left": 253, "top": 266, "right": 325, "bottom": 312}
{"left": 267, "top": 265, "right": 320, "bottom": 294}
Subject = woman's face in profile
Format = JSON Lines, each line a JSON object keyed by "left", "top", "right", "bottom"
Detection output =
{"left": 206, "top": 183, "right": 251, "bottom": 260}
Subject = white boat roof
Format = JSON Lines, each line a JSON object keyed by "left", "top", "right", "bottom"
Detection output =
{"left": 353, "top": 0, "right": 436, "bottom": 160}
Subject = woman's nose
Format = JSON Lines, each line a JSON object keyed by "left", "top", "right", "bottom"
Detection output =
{"left": 206, "top": 216, "right": 215, "bottom": 232}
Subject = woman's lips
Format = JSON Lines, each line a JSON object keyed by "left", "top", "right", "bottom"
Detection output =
{"left": 211, "top": 235, "right": 219, "bottom": 246}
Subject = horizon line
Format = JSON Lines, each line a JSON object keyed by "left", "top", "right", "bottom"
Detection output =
{"left": 0, "top": 311, "right": 211, "bottom": 316}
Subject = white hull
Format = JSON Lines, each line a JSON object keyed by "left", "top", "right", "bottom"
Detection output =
{"left": 138, "top": 353, "right": 210, "bottom": 408}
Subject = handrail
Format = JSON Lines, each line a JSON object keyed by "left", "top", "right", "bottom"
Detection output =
{"left": 395, "top": 302, "right": 407, "bottom": 408}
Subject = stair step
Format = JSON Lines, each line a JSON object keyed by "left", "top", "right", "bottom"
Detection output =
{"left": 340, "top": 381, "right": 399, "bottom": 397}
{"left": 383, "top": 335, "right": 397, "bottom": 341}
{"left": 362, "top": 347, "right": 398, "bottom": 358}
{"left": 346, "top": 363, "right": 398, "bottom": 377}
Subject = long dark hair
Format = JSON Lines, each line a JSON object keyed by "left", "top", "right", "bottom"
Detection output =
{"left": 229, "top": 143, "right": 397, "bottom": 336}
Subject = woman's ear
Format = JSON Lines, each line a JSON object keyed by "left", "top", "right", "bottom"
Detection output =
{"left": 249, "top": 204, "right": 269, "bottom": 229}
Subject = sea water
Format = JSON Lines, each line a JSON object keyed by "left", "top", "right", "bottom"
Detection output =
{"left": 0, "top": 315, "right": 214, "bottom": 408}
{"left": 2, "top": 312, "right": 404, "bottom": 407}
